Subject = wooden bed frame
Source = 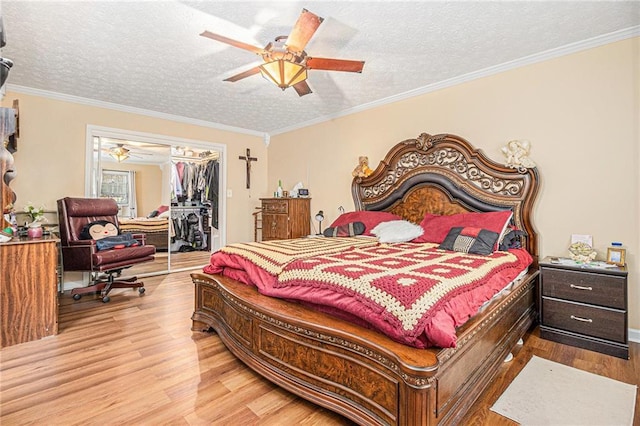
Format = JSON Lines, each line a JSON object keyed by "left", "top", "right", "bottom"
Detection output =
{"left": 191, "top": 132, "right": 540, "bottom": 425}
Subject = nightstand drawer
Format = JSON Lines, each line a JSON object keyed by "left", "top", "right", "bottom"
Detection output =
{"left": 542, "top": 298, "right": 626, "bottom": 343}
{"left": 262, "top": 200, "right": 288, "bottom": 214}
{"left": 541, "top": 268, "right": 625, "bottom": 309}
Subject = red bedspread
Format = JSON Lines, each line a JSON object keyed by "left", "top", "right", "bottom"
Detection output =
{"left": 204, "top": 238, "right": 532, "bottom": 348}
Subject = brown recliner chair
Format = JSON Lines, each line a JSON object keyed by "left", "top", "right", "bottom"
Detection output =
{"left": 57, "top": 197, "right": 156, "bottom": 303}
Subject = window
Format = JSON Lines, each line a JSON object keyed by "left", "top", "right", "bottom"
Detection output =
{"left": 100, "top": 170, "right": 130, "bottom": 207}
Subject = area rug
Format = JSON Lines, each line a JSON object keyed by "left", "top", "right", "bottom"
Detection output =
{"left": 491, "top": 356, "right": 637, "bottom": 425}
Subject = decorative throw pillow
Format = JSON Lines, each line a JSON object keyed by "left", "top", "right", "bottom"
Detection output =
{"left": 329, "top": 211, "right": 402, "bottom": 236}
{"left": 80, "top": 220, "right": 119, "bottom": 240}
{"left": 323, "top": 221, "right": 366, "bottom": 237}
{"left": 439, "top": 227, "right": 499, "bottom": 255}
{"left": 148, "top": 205, "right": 169, "bottom": 218}
{"left": 499, "top": 228, "right": 526, "bottom": 251}
{"left": 413, "top": 210, "right": 513, "bottom": 247}
{"left": 371, "top": 220, "right": 424, "bottom": 243}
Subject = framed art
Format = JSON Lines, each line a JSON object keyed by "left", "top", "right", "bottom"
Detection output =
{"left": 606, "top": 247, "right": 626, "bottom": 266}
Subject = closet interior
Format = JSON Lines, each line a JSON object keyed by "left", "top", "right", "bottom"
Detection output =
{"left": 170, "top": 148, "right": 220, "bottom": 255}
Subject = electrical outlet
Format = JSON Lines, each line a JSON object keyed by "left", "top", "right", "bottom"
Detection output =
{"left": 227, "top": 189, "right": 233, "bottom": 198}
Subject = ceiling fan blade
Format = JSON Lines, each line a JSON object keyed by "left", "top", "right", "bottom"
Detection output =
{"left": 285, "top": 9, "right": 324, "bottom": 53}
{"left": 224, "top": 66, "right": 262, "bottom": 82}
{"left": 293, "top": 81, "right": 312, "bottom": 97}
{"left": 200, "top": 31, "right": 264, "bottom": 54}
{"left": 306, "top": 57, "right": 365, "bottom": 73}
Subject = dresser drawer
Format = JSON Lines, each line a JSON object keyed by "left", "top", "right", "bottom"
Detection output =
{"left": 542, "top": 297, "right": 626, "bottom": 343}
{"left": 541, "top": 268, "right": 625, "bottom": 309}
{"left": 262, "top": 200, "right": 288, "bottom": 214}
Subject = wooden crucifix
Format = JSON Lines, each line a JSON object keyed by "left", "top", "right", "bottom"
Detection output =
{"left": 238, "top": 148, "right": 258, "bottom": 189}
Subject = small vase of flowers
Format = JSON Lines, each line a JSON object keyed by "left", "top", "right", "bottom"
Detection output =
{"left": 24, "top": 202, "right": 47, "bottom": 238}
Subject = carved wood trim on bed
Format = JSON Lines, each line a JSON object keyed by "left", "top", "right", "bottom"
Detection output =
{"left": 192, "top": 132, "right": 541, "bottom": 425}
{"left": 352, "top": 132, "right": 539, "bottom": 261}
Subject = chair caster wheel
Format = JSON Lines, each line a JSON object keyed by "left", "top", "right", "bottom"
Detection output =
{"left": 102, "top": 296, "right": 110, "bottom": 303}
{"left": 139, "top": 287, "right": 145, "bottom": 295}
{"left": 73, "top": 294, "right": 81, "bottom": 301}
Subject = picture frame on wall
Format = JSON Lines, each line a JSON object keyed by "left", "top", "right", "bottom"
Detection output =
{"left": 606, "top": 247, "right": 626, "bottom": 266}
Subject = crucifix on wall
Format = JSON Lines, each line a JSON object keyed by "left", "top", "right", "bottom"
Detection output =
{"left": 238, "top": 148, "right": 258, "bottom": 189}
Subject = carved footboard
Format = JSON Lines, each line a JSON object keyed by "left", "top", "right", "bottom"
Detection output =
{"left": 191, "top": 271, "right": 538, "bottom": 426}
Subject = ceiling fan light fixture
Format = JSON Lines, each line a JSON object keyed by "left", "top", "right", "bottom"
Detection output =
{"left": 259, "top": 60, "right": 307, "bottom": 90}
{"left": 109, "top": 146, "right": 130, "bottom": 163}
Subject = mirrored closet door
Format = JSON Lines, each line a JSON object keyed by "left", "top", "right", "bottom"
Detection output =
{"left": 87, "top": 127, "right": 226, "bottom": 278}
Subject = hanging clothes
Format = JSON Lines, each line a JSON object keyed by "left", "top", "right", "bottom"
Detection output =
{"left": 206, "top": 160, "right": 219, "bottom": 228}
{"left": 170, "top": 207, "right": 209, "bottom": 252}
{"left": 170, "top": 162, "right": 183, "bottom": 200}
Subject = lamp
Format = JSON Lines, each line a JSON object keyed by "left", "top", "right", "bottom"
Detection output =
{"left": 315, "top": 210, "right": 324, "bottom": 235}
{"left": 259, "top": 60, "right": 307, "bottom": 90}
{"left": 0, "top": 57, "right": 12, "bottom": 88}
{"left": 258, "top": 37, "right": 308, "bottom": 91}
{"left": 109, "top": 145, "right": 130, "bottom": 163}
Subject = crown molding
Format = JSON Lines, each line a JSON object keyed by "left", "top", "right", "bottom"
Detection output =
{"left": 269, "top": 26, "right": 640, "bottom": 136}
{"left": 6, "top": 84, "right": 267, "bottom": 139}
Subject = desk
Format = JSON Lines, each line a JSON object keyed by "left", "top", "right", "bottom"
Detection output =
{"left": 0, "top": 235, "right": 59, "bottom": 347}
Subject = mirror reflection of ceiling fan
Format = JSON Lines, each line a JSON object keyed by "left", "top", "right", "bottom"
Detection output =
{"left": 201, "top": 8, "right": 365, "bottom": 96}
{"left": 100, "top": 143, "right": 153, "bottom": 163}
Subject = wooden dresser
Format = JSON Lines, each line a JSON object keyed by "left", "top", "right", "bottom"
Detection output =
{"left": 539, "top": 257, "right": 628, "bottom": 359}
{"left": 260, "top": 198, "right": 310, "bottom": 241}
{"left": 0, "top": 237, "right": 59, "bottom": 347}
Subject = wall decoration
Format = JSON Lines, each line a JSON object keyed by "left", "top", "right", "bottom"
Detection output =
{"left": 501, "top": 139, "right": 536, "bottom": 173}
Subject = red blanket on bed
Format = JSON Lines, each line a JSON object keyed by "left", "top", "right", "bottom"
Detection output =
{"left": 204, "top": 238, "right": 532, "bottom": 348}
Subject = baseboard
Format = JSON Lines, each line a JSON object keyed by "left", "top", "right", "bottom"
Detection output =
{"left": 629, "top": 328, "right": 640, "bottom": 343}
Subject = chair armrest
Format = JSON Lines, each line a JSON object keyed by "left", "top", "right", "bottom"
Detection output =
{"left": 61, "top": 244, "right": 97, "bottom": 271}
{"left": 67, "top": 239, "right": 96, "bottom": 247}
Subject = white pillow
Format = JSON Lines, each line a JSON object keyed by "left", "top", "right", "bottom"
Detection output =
{"left": 371, "top": 220, "right": 424, "bottom": 243}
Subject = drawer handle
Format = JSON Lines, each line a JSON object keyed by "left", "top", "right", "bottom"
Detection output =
{"left": 570, "top": 315, "right": 593, "bottom": 323}
{"left": 570, "top": 284, "right": 593, "bottom": 291}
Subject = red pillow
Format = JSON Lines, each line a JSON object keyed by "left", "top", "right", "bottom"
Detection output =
{"left": 329, "top": 211, "right": 402, "bottom": 236}
{"left": 413, "top": 211, "right": 513, "bottom": 244}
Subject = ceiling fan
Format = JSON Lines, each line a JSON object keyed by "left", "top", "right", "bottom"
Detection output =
{"left": 200, "top": 8, "right": 365, "bottom": 96}
{"left": 101, "top": 144, "right": 152, "bottom": 163}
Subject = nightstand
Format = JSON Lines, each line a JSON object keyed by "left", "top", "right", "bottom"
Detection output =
{"left": 539, "top": 257, "right": 628, "bottom": 359}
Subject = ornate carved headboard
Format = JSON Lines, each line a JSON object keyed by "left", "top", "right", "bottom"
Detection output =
{"left": 351, "top": 132, "right": 540, "bottom": 260}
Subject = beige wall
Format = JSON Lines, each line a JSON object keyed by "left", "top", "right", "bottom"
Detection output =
{"left": 269, "top": 38, "right": 640, "bottom": 329}
{"left": 1, "top": 92, "right": 267, "bottom": 243}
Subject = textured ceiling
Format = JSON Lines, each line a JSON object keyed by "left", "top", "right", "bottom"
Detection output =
{"left": 2, "top": 1, "right": 639, "bottom": 135}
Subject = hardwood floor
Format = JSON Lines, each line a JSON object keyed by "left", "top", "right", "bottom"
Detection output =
{"left": 1, "top": 271, "right": 638, "bottom": 425}
{"left": 121, "top": 250, "right": 212, "bottom": 277}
